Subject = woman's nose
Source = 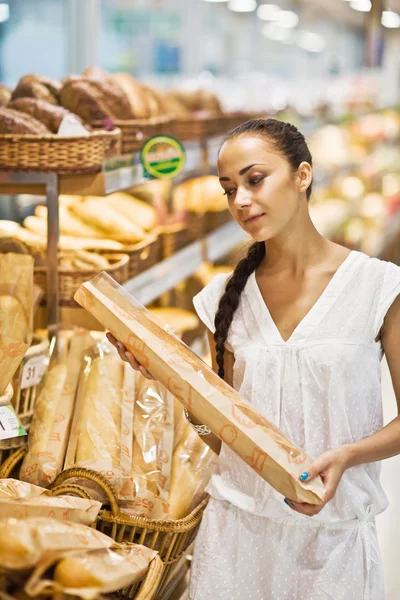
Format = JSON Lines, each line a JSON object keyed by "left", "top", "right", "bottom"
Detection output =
{"left": 233, "top": 186, "right": 251, "bottom": 208}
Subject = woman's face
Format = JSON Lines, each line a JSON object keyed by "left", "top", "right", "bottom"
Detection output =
{"left": 217, "top": 135, "right": 311, "bottom": 243}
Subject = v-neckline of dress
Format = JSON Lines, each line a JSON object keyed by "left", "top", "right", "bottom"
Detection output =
{"left": 249, "top": 250, "right": 362, "bottom": 345}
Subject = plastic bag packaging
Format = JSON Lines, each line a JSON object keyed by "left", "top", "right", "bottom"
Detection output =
{"left": 0, "top": 517, "right": 113, "bottom": 570}
{"left": 0, "top": 479, "right": 101, "bottom": 525}
{"left": 64, "top": 340, "right": 135, "bottom": 503}
{"left": 169, "top": 425, "right": 217, "bottom": 519}
{"left": 0, "top": 254, "right": 33, "bottom": 395}
{"left": 20, "top": 329, "right": 96, "bottom": 487}
{"left": 75, "top": 273, "right": 325, "bottom": 505}
{"left": 26, "top": 545, "right": 157, "bottom": 600}
{"left": 119, "top": 375, "right": 174, "bottom": 520}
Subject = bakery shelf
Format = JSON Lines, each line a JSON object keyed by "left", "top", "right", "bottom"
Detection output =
{"left": 123, "top": 221, "right": 249, "bottom": 306}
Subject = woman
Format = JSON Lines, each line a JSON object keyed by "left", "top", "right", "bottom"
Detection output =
{"left": 108, "top": 119, "right": 400, "bottom": 599}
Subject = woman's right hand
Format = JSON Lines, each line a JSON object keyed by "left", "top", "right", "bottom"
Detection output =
{"left": 106, "top": 332, "right": 155, "bottom": 380}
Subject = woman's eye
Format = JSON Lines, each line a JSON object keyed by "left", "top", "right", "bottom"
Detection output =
{"left": 223, "top": 189, "right": 235, "bottom": 197}
{"left": 249, "top": 176, "right": 264, "bottom": 186}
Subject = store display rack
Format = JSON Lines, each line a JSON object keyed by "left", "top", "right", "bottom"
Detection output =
{"left": 0, "top": 135, "right": 235, "bottom": 338}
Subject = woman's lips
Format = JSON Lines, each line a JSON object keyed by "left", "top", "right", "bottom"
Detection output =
{"left": 244, "top": 214, "right": 265, "bottom": 225}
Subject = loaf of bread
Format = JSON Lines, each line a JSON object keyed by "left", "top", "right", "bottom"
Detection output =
{"left": 169, "top": 426, "right": 217, "bottom": 519}
{"left": 11, "top": 74, "right": 61, "bottom": 105}
{"left": 75, "top": 353, "right": 124, "bottom": 466}
{"left": 9, "top": 98, "right": 87, "bottom": 134}
{"left": 100, "top": 193, "right": 157, "bottom": 231}
{"left": 0, "top": 107, "right": 51, "bottom": 134}
{"left": 58, "top": 235, "right": 124, "bottom": 252}
{"left": 20, "top": 331, "right": 96, "bottom": 487}
{"left": 0, "top": 84, "right": 11, "bottom": 106}
{"left": 164, "top": 93, "right": 191, "bottom": 118}
{"left": 61, "top": 78, "right": 133, "bottom": 122}
{"left": 113, "top": 73, "right": 150, "bottom": 119}
{"left": 53, "top": 545, "right": 157, "bottom": 596}
{"left": 70, "top": 198, "right": 146, "bottom": 242}
{"left": 0, "top": 295, "right": 29, "bottom": 342}
{"left": 34, "top": 204, "right": 105, "bottom": 238}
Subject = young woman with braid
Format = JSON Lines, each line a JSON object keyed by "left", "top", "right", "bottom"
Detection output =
{"left": 108, "top": 119, "right": 400, "bottom": 599}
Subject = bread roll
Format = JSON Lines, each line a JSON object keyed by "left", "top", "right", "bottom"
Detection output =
{"left": 88, "top": 78, "right": 133, "bottom": 120}
{"left": 0, "top": 107, "right": 51, "bottom": 134}
{"left": 59, "top": 235, "right": 123, "bottom": 252}
{"left": 83, "top": 66, "right": 112, "bottom": 81}
{"left": 0, "top": 84, "right": 11, "bottom": 106}
{"left": 9, "top": 98, "right": 87, "bottom": 134}
{"left": 0, "top": 295, "right": 29, "bottom": 341}
{"left": 75, "top": 354, "right": 124, "bottom": 466}
{"left": 141, "top": 85, "right": 163, "bottom": 117}
{"left": 71, "top": 198, "right": 146, "bottom": 242}
{"left": 101, "top": 193, "right": 157, "bottom": 231}
{"left": 164, "top": 93, "right": 191, "bottom": 118}
{"left": 55, "top": 555, "right": 103, "bottom": 588}
{"left": 11, "top": 74, "right": 61, "bottom": 105}
{"left": 112, "top": 73, "right": 150, "bottom": 119}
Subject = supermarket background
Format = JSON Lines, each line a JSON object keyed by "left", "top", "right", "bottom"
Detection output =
{"left": 1, "top": 0, "right": 400, "bottom": 599}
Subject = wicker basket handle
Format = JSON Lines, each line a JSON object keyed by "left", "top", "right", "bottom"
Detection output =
{"left": 0, "top": 445, "right": 27, "bottom": 479}
{"left": 50, "top": 467, "right": 120, "bottom": 516}
{"left": 49, "top": 484, "right": 93, "bottom": 500}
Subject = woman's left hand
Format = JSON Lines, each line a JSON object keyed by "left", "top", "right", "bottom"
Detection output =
{"left": 284, "top": 445, "right": 351, "bottom": 517}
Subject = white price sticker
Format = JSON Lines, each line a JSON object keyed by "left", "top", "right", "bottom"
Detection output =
{"left": 0, "top": 405, "right": 26, "bottom": 441}
{"left": 21, "top": 355, "right": 47, "bottom": 390}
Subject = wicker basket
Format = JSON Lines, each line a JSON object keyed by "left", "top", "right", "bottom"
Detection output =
{"left": 161, "top": 213, "right": 205, "bottom": 259}
{"left": 175, "top": 116, "right": 210, "bottom": 142}
{"left": 49, "top": 468, "right": 208, "bottom": 599}
{"left": 96, "top": 235, "right": 161, "bottom": 280}
{"left": 93, "top": 116, "right": 175, "bottom": 154}
{"left": 11, "top": 334, "right": 49, "bottom": 429}
{"left": 34, "top": 253, "right": 129, "bottom": 306}
{"left": 0, "top": 128, "right": 121, "bottom": 174}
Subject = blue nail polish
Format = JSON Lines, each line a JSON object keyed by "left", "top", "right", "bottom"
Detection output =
{"left": 290, "top": 502, "right": 296, "bottom": 508}
{"left": 284, "top": 499, "right": 289, "bottom": 506}
{"left": 300, "top": 472, "right": 309, "bottom": 481}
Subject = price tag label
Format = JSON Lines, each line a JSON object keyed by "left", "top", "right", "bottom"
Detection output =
{"left": 21, "top": 354, "right": 47, "bottom": 390}
{"left": 0, "top": 405, "right": 26, "bottom": 441}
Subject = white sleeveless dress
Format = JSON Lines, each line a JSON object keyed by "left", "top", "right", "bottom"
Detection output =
{"left": 190, "top": 251, "right": 400, "bottom": 600}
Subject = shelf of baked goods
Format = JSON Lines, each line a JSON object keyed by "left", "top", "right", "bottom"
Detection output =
{"left": 0, "top": 137, "right": 221, "bottom": 197}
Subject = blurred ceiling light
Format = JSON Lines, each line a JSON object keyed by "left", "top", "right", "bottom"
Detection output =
{"left": 261, "top": 22, "right": 292, "bottom": 41}
{"left": 0, "top": 3, "right": 9, "bottom": 23}
{"left": 382, "top": 10, "right": 400, "bottom": 27}
{"left": 257, "top": 4, "right": 281, "bottom": 20}
{"left": 297, "top": 30, "right": 326, "bottom": 52}
{"left": 203, "top": 0, "right": 229, "bottom": 2}
{"left": 349, "top": 0, "right": 371, "bottom": 12}
{"left": 228, "top": 0, "right": 257, "bottom": 12}
{"left": 277, "top": 10, "right": 299, "bottom": 27}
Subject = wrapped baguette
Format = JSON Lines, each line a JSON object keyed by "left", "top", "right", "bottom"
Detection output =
{"left": 75, "top": 273, "right": 325, "bottom": 505}
{"left": 20, "top": 330, "right": 95, "bottom": 487}
{"left": 70, "top": 198, "right": 146, "bottom": 243}
{"left": 0, "top": 479, "right": 101, "bottom": 525}
{"left": 169, "top": 426, "right": 217, "bottom": 519}
{"left": 64, "top": 341, "right": 135, "bottom": 502}
{"left": 119, "top": 376, "right": 174, "bottom": 520}
{"left": 0, "top": 254, "right": 33, "bottom": 395}
{"left": 0, "top": 517, "right": 113, "bottom": 570}
{"left": 148, "top": 308, "right": 199, "bottom": 337}
{"left": 26, "top": 545, "right": 157, "bottom": 600}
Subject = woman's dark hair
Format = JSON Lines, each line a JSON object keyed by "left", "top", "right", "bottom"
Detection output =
{"left": 214, "top": 118, "right": 313, "bottom": 379}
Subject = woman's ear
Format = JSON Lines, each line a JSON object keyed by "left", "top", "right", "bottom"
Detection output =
{"left": 297, "top": 162, "right": 313, "bottom": 194}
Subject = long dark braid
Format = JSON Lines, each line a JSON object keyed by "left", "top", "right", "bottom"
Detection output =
{"left": 214, "top": 241, "right": 265, "bottom": 379}
{"left": 213, "top": 118, "right": 313, "bottom": 379}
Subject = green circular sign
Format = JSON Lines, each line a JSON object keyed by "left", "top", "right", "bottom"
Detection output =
{"left": 141, "top": 135, "right": 185, "bottom": 179}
